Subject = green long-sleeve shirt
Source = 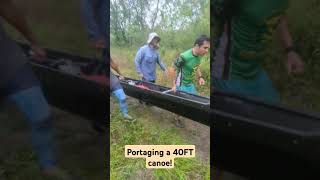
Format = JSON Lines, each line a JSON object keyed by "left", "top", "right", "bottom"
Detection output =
{"left": 214, "top": 0, "right": 289, "bottom": 80}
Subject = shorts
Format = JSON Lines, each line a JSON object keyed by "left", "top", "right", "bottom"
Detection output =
{"left": 212, "top": 69, "right": 280, "bottom": 103}
{"left": 177, "top": 83, "right": 198, "bottom": 95}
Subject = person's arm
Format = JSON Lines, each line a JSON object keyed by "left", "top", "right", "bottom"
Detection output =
{"left": 0, "top": 0, "right": 46, "bottom": 60}
{"left": 110, "top": 58, "right": 125, "bottom": 80}
{"left": 277, "top": 15, "right": 294, "bottom": 50}
{"left": 110, "top": 58, "right": 122, "bottom": 76}
{"left": 134, "top": 48, "right": 143, "bottom": 78}
{"left": 171, "top": 56, "right": 185, "bottom": 91}
{"left": 156, "top": 53, "right": 167, "bottom": 72}
{"left": 171, "top": 66, "right": 177, "bottom": 90}
{"left": 197, "top": 67, "right": 205, "bottom": 85}
{"left": 276, "top": 15, "right": 304, "bottom": 74}
{"left": 0, "top": 0, "right": 36, "bottom": 44}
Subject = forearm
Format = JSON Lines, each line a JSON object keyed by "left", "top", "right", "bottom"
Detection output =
{"left": 135, "top": 61, "right": 142, "bottom": 74}
{"left": 172, "top": 70, "right": 176, "bottom": 87}
{"left": 197, "top": 68, "right": 202, "bottom": 79}
{"left": 0, "top": 0, "right": 37, "bottom": 44}
{"left": 110, "top": 59, "right": 122, "bottom": 76}
{"left": 168, "top": 66, "right": 177, "bottom": 87}
{"left": 134, "top": 54, "right": 142, "bottom": 74}
{"left": 158, "top": 59, "right": 167, "bottom": 71}
{"left": 276, "top": 16, "right": 294, "bottom": 49}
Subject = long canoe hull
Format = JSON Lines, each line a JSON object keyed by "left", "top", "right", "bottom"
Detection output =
{"left": 119, "top": 77, "right": 210, "bottom": 126}
{"left": 18, "top": 43, "right": 107, "bottom": 125}
{"left": 211, "top": 90, "right": 320, "bottom": 178}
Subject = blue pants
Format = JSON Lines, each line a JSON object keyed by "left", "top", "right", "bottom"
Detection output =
{"left": 3, "top": 64, "right": 55, "bottom": 169}
{"left": 112, "top": 89, "right": 128, "bottom": 115}
{"left": 7, "top": 86, "right": 56, "bottom": 169}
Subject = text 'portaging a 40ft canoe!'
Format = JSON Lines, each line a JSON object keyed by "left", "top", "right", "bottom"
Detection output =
{"left": 125, "top": 145, "right": 195, "bottom": 168}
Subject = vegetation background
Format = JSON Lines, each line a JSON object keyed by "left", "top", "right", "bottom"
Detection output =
{"left": 110, "top": 0, "right": 211, "bottom": 179}
{"left": 110, "top": 0, "right": 211, "bottom": 96}
{"left": 265, "top": 0, "right": 320, "bottom": 112}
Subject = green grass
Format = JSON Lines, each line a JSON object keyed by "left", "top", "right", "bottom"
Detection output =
{"left": 263, "top": 0, "right": 320, "bottom": 111}
{"left": 110, "top": 98, "right": 210, "bottom": 180}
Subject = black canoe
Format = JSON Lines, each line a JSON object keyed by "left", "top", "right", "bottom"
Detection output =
{"left": 119, "top": 77, "right": 210, "bottom": 126}
{"left": 18, "top": 43, "right": 107, "bottom": 130}
{"left": 211, "top": 90, "right": 320, "bottom": 179}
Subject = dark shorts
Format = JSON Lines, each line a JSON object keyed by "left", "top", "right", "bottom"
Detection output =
{"left": 2, "top": 63, "right": 40, "bottom": 97}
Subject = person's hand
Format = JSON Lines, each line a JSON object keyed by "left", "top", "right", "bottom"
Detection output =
{"left": 171, "top": 85, "right": 177, "bottom": 93}
{"left": 164, "top": 70, "right": 169, "bottom": 77}
{"left": 287, "top": 51, "right": 304, "bottom": 75}
{"left": 199, "top": 77, "right": 206, "bottom": 86}
{"left": 91, "top": 37, "right": 106, "bottom": 50}
{"left": 119, "top": 75, "right": 125, "bottom": 80}
{"left": 30, "top": 44, "right": 46, "bottom": 62}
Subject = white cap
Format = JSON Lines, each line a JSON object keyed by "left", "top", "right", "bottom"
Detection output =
{"left": 147, "top": 32, "right": 160, "bottom": 44}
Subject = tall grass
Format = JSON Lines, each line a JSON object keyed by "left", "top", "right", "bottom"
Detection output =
{"left": 264, "top": 0, "right": 320, "bottom": 111}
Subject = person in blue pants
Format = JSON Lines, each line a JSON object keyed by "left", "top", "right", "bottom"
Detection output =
{"left": 110, "top": 58, "right": 134, "bottom": 121}
{"left": 80, "top": 0, "right": 134, "bottom": 121}
{"left": 0, "top": 1, "right": 77, "bottom": 179}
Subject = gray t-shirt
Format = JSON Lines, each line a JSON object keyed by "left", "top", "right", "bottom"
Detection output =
{"left": 0, "top": 22, "right": 27, "bottom": 88}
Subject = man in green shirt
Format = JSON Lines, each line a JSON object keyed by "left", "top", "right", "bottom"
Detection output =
{"left": 212, "top": 0, "right": 304, "bottom": 103}
{"left": 171, "top": 35, "right": 210, "bottom": 127}
{"left": 172, "top": 35, "right": 210, "bottom": 94}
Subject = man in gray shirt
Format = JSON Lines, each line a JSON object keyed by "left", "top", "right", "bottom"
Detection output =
{"left": 135, "top": 32, "right": 167, "bottom": 83}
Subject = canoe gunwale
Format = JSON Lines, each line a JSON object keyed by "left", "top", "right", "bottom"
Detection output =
{"left": 120, "top": 77, "right": 210, "bottom": 106}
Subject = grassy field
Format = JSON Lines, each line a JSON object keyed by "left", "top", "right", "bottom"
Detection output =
{"left": 110, "top": 98, "right": 210, "bottom": 180}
